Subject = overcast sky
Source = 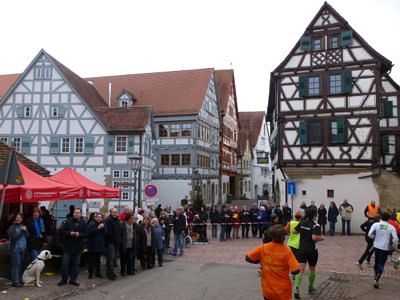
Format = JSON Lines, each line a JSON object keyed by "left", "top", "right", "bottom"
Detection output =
{"left": 0, "top": 0, "right": 399, "bottom": 112}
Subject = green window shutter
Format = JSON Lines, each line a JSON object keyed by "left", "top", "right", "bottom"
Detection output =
{"left": 335, "top": 119, "right": 347, "bottom": 143}
{"left": 21, "top": 136, "right": 31, "bottom": 154}
{"left": 341, "top": 30, "right": 353, "bottom": 46}
{"left": 59, "top": 105, "right": 66, "bottom": 118}
{"left": 382, "top": 136, "right": 390, "bottom": 154}
{"left": 16, "top": 105, "right": 23, "bottom": 118}
{"left": 298, "top": 75, "right": 308, "bottom": 97}
{"left": 299, "top": 121, "right": 308, "bottom": 145}
{"left": 342, "top": 70, "right": 353, "bottom": 94}
{"left": 84, "top": 137, "right": 94, "bottom": 154}
{"left": 300, "top": 35, "right": 311, "bottom": 51}
{"left": 107, "top": 136, "right": 114, "bottom": 154}
{"left": 50, "top": 136, "right": 59, "bottom": 154}
{"left": 384, "top": 101, "right": 393, "bottom": 118}
{"left": 128, "top": 136, "right": 134, "bottom": 154}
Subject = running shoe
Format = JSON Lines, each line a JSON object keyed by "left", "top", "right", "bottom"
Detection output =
{"left": 294, "top": 288, "right": 300, "bottom": 299}
{"left": 355, "top": 262, "right": 363, "bottom": 270}
{"left": 373, "top": 280, "right": 379, "bottom": 289}
{"left": 308, "top": 287, "right": 316, "bottom": 295}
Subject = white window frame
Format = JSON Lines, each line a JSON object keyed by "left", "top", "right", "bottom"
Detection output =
{"left": 51, "top": 105, "right": 59, "bottom": 118}
{"left": 12, "top": 137, "right": 21, "bottom": 152}
{"left": 122, "top": 170, "right": 130, "bottom": 178}
{"left": 113, "top": 170, "right": 121, "bottom": 178}
{"left": 24, "top": 106, "right": 32, "bottom": 118}
{"left": 115, "top": 136, "right": 127, "bottom": 153}
{"left": 329, "top": 74, "right": 342, "bottom": 94}
{"left": 122, "top": 192, "right": 129, "bottom": 200}
{"left": 74, "top": 137, "right": 84, "bottom": 153}
{"left": 0, "top": 137, "right": 8, "bottom": 145}
{"left": 60, "top": 137, "right": 70, "bottom": 153}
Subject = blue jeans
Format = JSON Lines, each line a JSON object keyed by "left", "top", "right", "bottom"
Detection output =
{"left": 106, "top": 243, "right": 118, "bottom": 277}
{"left": 156, "top": 248, "right": 163, "bottom": 266}
{"left": 220, "top": 225, "right": 226, "bottom": 241}
{"left": 30, "top": 249, "right": 39, "bottom": 261}
{"left": 61, "top": 252, "right": 81, "bottom": 283}
{"left": 173, "top": 232, "right": 184, "bottom": 255}
{"left": 374, "top": 248, "right": 389, "bottom": 281}
{"left": 211, "top": 224, "right": 218, "bottom": 238}
{"left": 329, "top": 221, "right": 336, "bottom": 236}
{"left": 341, "top": 219, "right": 351, "bottom": 235}
{"left": 9, "top": 251, "right": 24, "bottom": 284}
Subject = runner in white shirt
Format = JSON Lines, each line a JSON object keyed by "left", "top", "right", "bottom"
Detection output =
{"left": 368, "top": 212, "right": 398, "bottom": 288}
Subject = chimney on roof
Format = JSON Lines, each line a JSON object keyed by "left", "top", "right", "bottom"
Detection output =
{"left": 108, "top": 82, "right": 112, "bottom": 107}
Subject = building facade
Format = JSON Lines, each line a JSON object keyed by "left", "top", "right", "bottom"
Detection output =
{"left": 0, "top": 50, "right": 154, "bottom": 216}
{"left": 236, "top": 131, "right": 252, "bottom": 199}
{"left": 267, "top": 3, "right": 400, "bottom": 232}
{"left": 215, "top": 70, "right": 240, "bottom": 203}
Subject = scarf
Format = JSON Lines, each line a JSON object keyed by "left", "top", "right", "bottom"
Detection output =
{"left": 34, "top": 218, "right": 44, "bottom": 238}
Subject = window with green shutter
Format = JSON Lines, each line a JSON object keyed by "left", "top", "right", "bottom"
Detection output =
{"left": 341, "top": 30, "right": 353, "bottom": 46}
{"left": 382, "top": 135, "right": 390, "bottom": 154}
{"left": 331, "top": 119, "right": 347, "bottom": 143}
{"left": 16, "top": 105, "right": 24, "bottom": 118}
{"left": 128, "top": 136, "right": 135, "bottom": 154}
{"left": 50, "top": 136, "right": 60, "bottom": 154}
{"left": 381, "top": 101, "right": 393, "bottom": 118}
{"left": 300, "top": 35, "right": 311, "bottom": 51}
{"left": 84, "top": 137, "right": 94, "bottom": 154}
{"left": 342, "top": 70, "right": 352, "bottom": 94}
{"left": 107, "top": 135, "right": 114, "bottom": 154}
{"left": 299, "top": 75, "right": 307, "bottom": 97}
{"left": 299, "top": 121, "right": 308, "bottom": 145}
{"left": 21, "top": 137, "right": 31, "bottom": 154}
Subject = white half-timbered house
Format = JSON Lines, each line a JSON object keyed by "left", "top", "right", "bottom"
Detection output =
{"left": 267, "top": 2, "right": 400, "bottom": 231}
{"left": 87, "top": 69, "right": 221, "bottom": 208}
{"left": 0, "top": 50, "right": 154, "bottom": 217}
{"left": 239, "top": 111, "right": 272, "bottom": 199}
{"left": 236, "top": 131, "right": 253, "bottom": 199}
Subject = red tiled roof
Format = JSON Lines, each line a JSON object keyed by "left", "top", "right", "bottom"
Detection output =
{"left": 239, "top": 111, "right": 265, "bottom": 148}
{"left": 0, "top": 74, "right": 19, "bottom": 99}
{"left": 95, "top": 106, "right": 152, "bottom": 132}
{"left": 215, "top": 70, "right": 233, "bottom": 114}
{"left": 86, "top": 68, "right": 214, "bottom": 116}
{"left": 0, "top": 141, "right": 49, "bottom": 176}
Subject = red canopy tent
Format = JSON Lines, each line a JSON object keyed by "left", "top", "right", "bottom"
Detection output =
{"left": 50, "top": 167, "right": 120, "bottom": 199}
{"left": 4, "top": 162, "right": 82, "bottom": 203}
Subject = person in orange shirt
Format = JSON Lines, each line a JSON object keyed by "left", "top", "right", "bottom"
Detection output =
{"left": 246, "top": 225, "right": 300, "bottom": 300}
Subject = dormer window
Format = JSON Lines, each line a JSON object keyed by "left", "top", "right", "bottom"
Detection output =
{"left": 117, "top": 90, "right": 136, "bottom": 107}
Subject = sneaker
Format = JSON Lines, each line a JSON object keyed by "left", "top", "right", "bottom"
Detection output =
{"left": 11, "top": 283, "right": 23, "bottom": 288}
{"left": 355, "top": 262, "right": 363, "bottom": 270}
{"left": 373, "top": 280, "right": 379, "bottom": 289}
{"left": 308, "top": 287, "right": 316, "bottom": 295}
{"left": 69, "top": 282, "right": 80, "bottom": 286}
{"left": 294, "top": 288, "right": 300, "bottom": 299}
{"left": 57, "top": 280, "right": 67, "bottom": 286}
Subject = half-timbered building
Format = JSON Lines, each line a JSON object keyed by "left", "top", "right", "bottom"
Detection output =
{"left": 215, "top": 70, "right": 240, "bottom": 203}
{"left": 0, "top": 50, "right": 155, "bottom": 216}
{"left": 236, "top": 131, "right": 252, "bottom": 199}
{"left": 239, "top": 111, "right": 272, "bottom": 199}
{"left": 267, "top": 2, "right": 400, "bottom": 230}
{"left": 87, "top": 69, "right": 221, "bottom": 208}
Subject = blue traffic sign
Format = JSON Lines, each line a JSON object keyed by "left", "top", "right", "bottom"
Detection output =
{"left": 287, "top": 181, "right": 296, "bottom": 195}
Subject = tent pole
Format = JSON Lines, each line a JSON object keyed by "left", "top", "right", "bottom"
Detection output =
{"left": 0, "top": 151, "right": 13, "bottom": 221}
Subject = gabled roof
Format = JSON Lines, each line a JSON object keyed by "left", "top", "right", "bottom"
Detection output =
{"left": 214, "top": 69, "right": 238, "bottom": 115}
{"left": 238, "top": 111, "right": 265, "bottom": 148}
{"left": 86, "top": 68, "right": 214, "bottom": 117}
{"left": 0, "top": 74, "right": 19, "bottom": 100}
{"left": 273, "top": 2, "right": 392, "bottom": 74}
{"left": 0, "top": 141, "right": 49, "bottom": 176}
{"left": 95, "top": 106, "right": 152, "bottom": 132}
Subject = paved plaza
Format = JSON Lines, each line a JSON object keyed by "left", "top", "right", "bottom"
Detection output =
{"left": 0, "top": 234, "right": 399, "bottom": 300}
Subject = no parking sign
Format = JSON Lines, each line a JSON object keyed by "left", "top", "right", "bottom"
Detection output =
{"left": 144, "top": 184, "right": 158, "bottom": 198}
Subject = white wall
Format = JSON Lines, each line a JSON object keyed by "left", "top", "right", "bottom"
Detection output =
{"left": 152, "top": 179, "right": 192, "bottom": 209}
{"left": 275, "top": 171, "right": 379, "bottom": 234}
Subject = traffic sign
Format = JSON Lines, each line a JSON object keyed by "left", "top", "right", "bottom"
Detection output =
{"left": 287, "top": 181, "right": 296, "bottom": 195}
{"left": 144, "top": 184, "right": 158, "bottom": 198}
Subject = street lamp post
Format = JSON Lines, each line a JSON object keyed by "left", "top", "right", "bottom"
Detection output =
{"left": 129, "top": 154, "right": 142, "bottom": 210}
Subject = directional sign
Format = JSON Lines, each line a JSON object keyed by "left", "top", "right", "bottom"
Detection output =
{"left": 144, "top": 184, "right": 158, "bottom": 198}
{"left": 287, "top": 181, "right": 296, "bottom": 195}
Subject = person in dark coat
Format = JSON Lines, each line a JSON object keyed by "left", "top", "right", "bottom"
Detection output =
{"left": 65, "top": 205, "right": 75, "bottom": 220}
{"left": 282, "top": 203, "right": 292, "bottom": 225}
{"left": 240, "top": 206, "right": 251, "bottom": 238}
{"left": 155, "top": 204, "right": 163, "bottom": 219}
{"left": 120, "top": 212, "right": 138, "bottom": 275}
{"left": 249, "top": 205, "right": 259, "bottom": 237}
{"left": 25, "top": 207, "right": 47, "bottom": 260}
{"left": 172, "top": 208, "right": 187, "bottom": 255}
{"left": 199, "top": 207, "right": 209, "bottom": 242}
{"left": 317, "top": 204, "right": 327, "bottom": 235}
{"left": 159, "top": 210, "right": 171, "bottom": 252}
{"left": 86, "top": 212, "right": 106, "bottom": 279}
{"left": 58, "top": 208, "right": 87, "bottom": 286}
{"left": 104, "top": 208, "right": 122, "bottom": 280}
{"left": 357, "top": 215, "right": 380, "bottom": 268}
{"left": 209, "top": 206, "right": 219, "bottom": 239}
{"left": 327, "top": 201, "right": 339, "bottom": 236}
{"left": 151, "top": 218, "right": 165, "bottom": 267}
{"left": 7, "top": 213, "right": 29, "bottom": 287}
{"left": 137, "top": 216, "right": 156, "bottom": 269}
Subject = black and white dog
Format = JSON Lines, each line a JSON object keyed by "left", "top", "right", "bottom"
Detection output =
{"left": 23, "top": 250, "right": 52, "bottom": 287}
